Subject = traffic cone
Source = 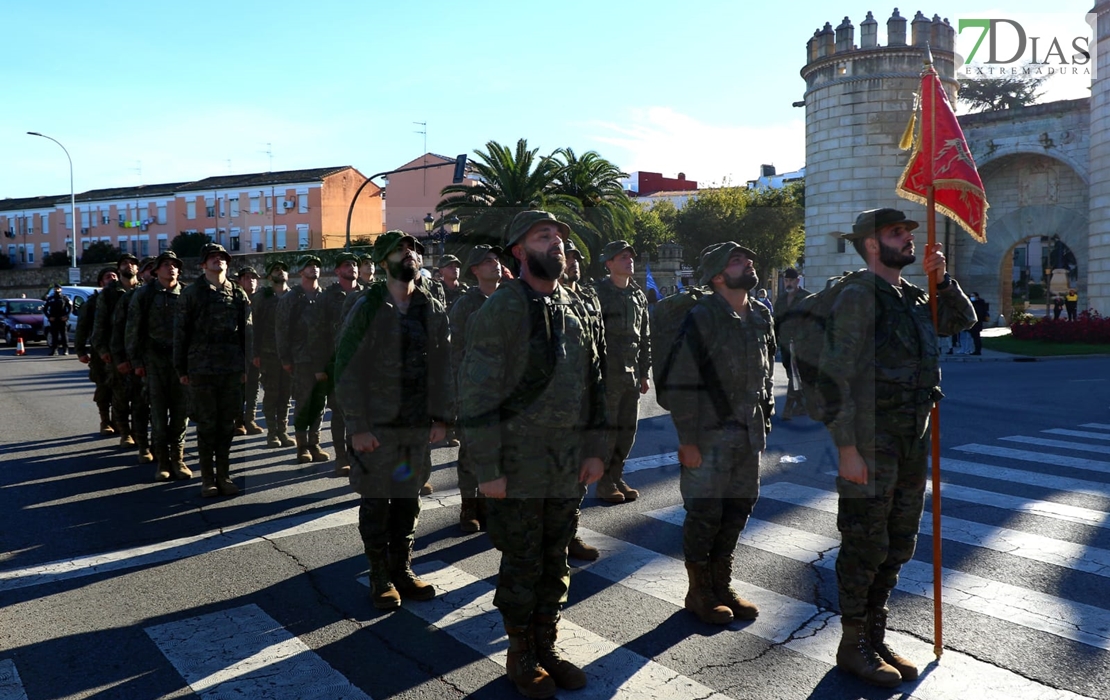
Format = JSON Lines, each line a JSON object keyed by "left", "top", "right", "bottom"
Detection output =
{"left": 15, "top": 337, "right": 26, "bottom": 356}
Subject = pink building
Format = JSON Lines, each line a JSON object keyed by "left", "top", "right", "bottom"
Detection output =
{"left": 382, "top": 153, "right": 477, "bottom": 239}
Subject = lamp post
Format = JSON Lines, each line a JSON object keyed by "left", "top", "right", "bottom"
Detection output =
{"left": 423, "top": 213, "right": 460, "bottom": 260}
{"left": 28, "top": 132, "right": 78, "bottom": 279}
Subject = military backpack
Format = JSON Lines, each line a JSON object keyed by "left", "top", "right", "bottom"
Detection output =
{"left": 650, "top": 286, "right": 711, "bottom": 410}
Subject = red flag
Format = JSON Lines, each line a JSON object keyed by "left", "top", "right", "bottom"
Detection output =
{"left": 897, "top": 68, "right": 989, "bottom": 243}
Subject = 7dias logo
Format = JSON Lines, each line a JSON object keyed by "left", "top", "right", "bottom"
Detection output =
{"left": 956, "top": 14, "right": 1096, "bottom": 81}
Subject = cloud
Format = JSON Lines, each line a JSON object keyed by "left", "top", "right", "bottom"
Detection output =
{"left": 585, "top": 107, "right": 805, "bottom": 186}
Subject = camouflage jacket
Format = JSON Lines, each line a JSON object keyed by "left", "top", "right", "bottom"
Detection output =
{"left": 91, "top": 280, "right": 136, "bottom": 360}
{"left": 819, "top": 271, "right": 975, "bottom": 445}
{"left": 594, "top": 278, "right": 651, "bottom": 390}
{"left": 173, "top": 275, "right": 252, "bottom": 378}
{"left": 448, "top": 285, "right": 492, "bottom": 384}
{"left": 275, "top": 285, "right": 329, "bottom": 372}
{"left": 334, "top": 281, "right": 454, "bottom": 435}
{"left": 322, "top": 280, "right": 363, "bottom": 348}
{"left": 74, "top": 291, "right": 99, "bottom": 357}
{"left": 668, "top": 293, "right": 776, "bottom": 449}
{"left": 458, "top": 280, "right": 608, "bottom": 483}
{"left": 126, "top": 279, "right": 181, "bottom": 372}
{"left": 251, "top": 286, "right": 287, "bottom": 358}
{"left": 444, "top": 281, "right": 468, "bottom": 311}
{"left": 772, "top": 287, "right": 814, "bottom": 346}
{"left": 110, "top": 283, "right": 148, "bottom": 363}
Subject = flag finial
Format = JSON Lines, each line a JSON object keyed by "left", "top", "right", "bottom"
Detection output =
{"left": 923, "top": 42, "right": 934, "bottom": 68}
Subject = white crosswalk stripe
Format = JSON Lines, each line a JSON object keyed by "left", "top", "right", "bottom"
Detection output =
{"left": 941, "top": 457, "right": 1110, "bottom": 501}
{"left": 953, "top": 443, "right": 1110, "bottom": 474}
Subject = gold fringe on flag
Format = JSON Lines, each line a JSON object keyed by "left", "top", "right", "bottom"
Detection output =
{"left": 898, "top": 111, "right": 917, "bottom": 150}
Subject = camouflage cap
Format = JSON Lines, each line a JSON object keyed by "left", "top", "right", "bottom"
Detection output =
{"left": 463, "top": 244, "right": 503, "bottom": 279}
{"left": 332, "top": 251, "right": 359, "bottom": 267}
{"left": 237, "top": 265, "right": 260, "bottom": 279}
{"left": 264, "top": 259, "right": 289, "bottom": 275}
{"left": 199, "top": 243, "right": 231, "bottom": 263}
{"left": 563, "top": 237, "right": 584, "bottom": 260}
{"left": 504, "top": 210, "right": 570, "bottom": 249}
{"left": 439, "top": 254, "right": 462, "bottom": 268}
{"left": 295, "top": 254, "right": 323, "bottom": 272}
{"left": 842, "top": 208, "right": 919, "bottom": 240}
{"left": 96, "top": 267, "right": 117, "bottom": 285}
{"left": 373, "top": 230, "right": 424, "bottom": 264}
{"left": 138, "top": 256, "right": 158, "bottom": 273}
{"left": 153, "top": 250, "right": 183, "bottom": 270}
{"left": 357, "top": 252, "right": 374, "bottom": 264}
{"left": 698, "top": 241, "right": 757, "bottom": 283}
{"left": 117, "top": 252, "right": 139, "bottom": 266}
{"left": 599, "top": 240, "right": 636, "bottom": 264}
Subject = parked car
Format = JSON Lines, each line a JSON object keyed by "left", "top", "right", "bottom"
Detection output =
{"left": 0, "top": 298, "right": 46, "bottom": 345}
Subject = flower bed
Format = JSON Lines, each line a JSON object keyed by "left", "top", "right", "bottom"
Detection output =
{"left": 1010, "top": 310, "right": 1110, "bottom": 343}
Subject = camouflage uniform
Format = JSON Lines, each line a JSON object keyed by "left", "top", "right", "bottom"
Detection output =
{"left": 593, "top": 273, "right": 651, "bottom": 499}
{"left": 127, "top": 261, "right": 188, "bottom": 480}
{"left": 321, "top": 271, "right": 363, "bottom": 471}
{"left": 92, "top": 277, "right": 139, "bottom": 443}
{"left": 111, "top": 279, "right": 154, "bottom": 461}
{"left": 275, "top": 263, "right": 331, "bottom": 460}
{"left": 75, "top": 286, "right": 114, "bottom": 434}
{"left": 174, "top": 247, "right": 252, "bottom": 496}
{"left": 252, "top": 282, "right": 293, "bottom": 445}
{"left": 772, "top": 282, "right": 813, "bottom": 418}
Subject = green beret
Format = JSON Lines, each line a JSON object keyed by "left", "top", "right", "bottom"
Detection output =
{"left": 599, "top": 240, "right": 636, "bottom": 264}
{"left": 698, "top": 241, "right": 757, "bottom": 284}
{"left": 373, "top": 230, "right": 425, "bottom": 264}
{"left": 504, "top": 210, "right": 570, "bottom": 249}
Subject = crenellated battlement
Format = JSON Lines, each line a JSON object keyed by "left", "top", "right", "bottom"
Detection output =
{"left": 805, "top": 9, "right": 955, "bottom": 64}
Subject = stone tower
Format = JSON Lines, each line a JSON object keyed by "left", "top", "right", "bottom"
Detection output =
{"left": 800, "top": 9, "right": 957, "bottom": 285}
{"left": 1089, "top": 2, "right": 1110, "bottom": 313}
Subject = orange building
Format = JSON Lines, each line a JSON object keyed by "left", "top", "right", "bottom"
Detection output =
{"left": 382, "top": 153, "right": 476, "bottom": 238}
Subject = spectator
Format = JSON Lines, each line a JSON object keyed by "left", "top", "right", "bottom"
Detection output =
{"left": 755, "top": 288, "right": 773, "bottom": 314}
{"left": 43, "top": 284, "right": 72, "bottom": 356}
{"left": 969, "top": 292, "right": 989, "bottom": 355}
{"left": 1053, "top": 294, "right": 1065, "bottom": 321}
{"left": 1066, "top": 288, "right": 1078, "bottom": 321}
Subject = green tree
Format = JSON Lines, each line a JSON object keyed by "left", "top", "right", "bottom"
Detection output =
{"left": 78, "top": 240, "right": 124, "bottom": 265}
{"left": 550, "top": 148, "right": 634, "bottom": 246}
{"left": 672, "top": 182, "right": 804, "bottom": 282}
{"left": 629, "top": 202, "right": 676, "bottom": 260}
{"left": 42, "top": 251, "right": 71, "bottom": 267}
{"left": 170, "top": 231, "right": 213, "bottom": 258}
{"left": 957, "top": 72, "right": 1046, "bottom": 112}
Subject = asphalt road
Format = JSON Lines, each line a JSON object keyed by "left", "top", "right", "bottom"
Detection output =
{"left": 2, "top": 342, "right": 1110, "bottom": 700}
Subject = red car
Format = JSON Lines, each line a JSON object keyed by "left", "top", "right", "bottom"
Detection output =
{"left": 0, "top": 298, "right": 46, "bottom": 346}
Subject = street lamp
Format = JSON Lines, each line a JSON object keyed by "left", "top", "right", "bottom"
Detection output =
{"left": 423, "top": 213, "right": 460, "bottom": 258}
{"left": 28, "top": 132, "right": 78, "bottom": 278}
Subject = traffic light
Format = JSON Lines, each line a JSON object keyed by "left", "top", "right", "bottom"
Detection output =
{"left": 453, "top": 154, "right": 468, "bottom": 184}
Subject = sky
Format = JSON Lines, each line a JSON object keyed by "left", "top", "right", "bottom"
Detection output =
{"left": 1, "top": 1, "right": 1096, "bottom": 199}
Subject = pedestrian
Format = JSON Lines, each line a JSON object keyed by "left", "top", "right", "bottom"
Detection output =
{"left": 593, "top": 240, "right": 651, "bottom": 505}
{"left": 448, "top": 244, "right": 503, "bottom": 533}
{"left": 253, "top": 260, "right": 295, "bottom": 449}
{"left": 821, "top": 208, "right": 974, "bottom": 687}
{"left": 334, "top": 231, "right": 453, "bottom": 611}
{"left": 234, "top": 267, "right": 265, "bottom": 436}
{"left": 43, "top": 284, "right": 72, "bottom": 356}
{"left": 111, "top": 257, "right": 158, "bottom": 465}
{"left": 75, "top": 267, "right": 119, "bottom": 435}
{"left": 1066, "top": 288, "right": 1079, "bottom": 321}
{"left": 458, "top": 210, "right": 607, "bottom": 697}
{"left": 127, "top": 251, "right": 190, "bottom": 481}
{"left": 174, "top": 243, "right": 252, "bottom": 498}
{"left": 91, "top": 253, "right": 141, "bottom": 449}
{"left": 667, "top": 242, "right": 773, "bottom": 626}
{"left": 321, "top": 251, "right": 364, "bottom": 476}
{"left": 276, "top": 255, "right": 332, "bottom": 465}
{"left": 437, "top": 254, "right": 467, "bottom": 310}
{"left": 969, "top": 292, "right": 989, "bottom": 355}
{"left": 755, "top": 288, "right": 773, "bottom": 314}
{"left": 773, "top": 268, "right": 812, "bottom": 420}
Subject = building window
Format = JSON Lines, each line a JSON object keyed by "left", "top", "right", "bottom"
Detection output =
{"left": 102, "top": 213, "right": 110, "bottom": 225}
{"left": 82, "top": 240, "right": 92, "bottom": 251}
{"left": 205, "top": 197, "right": 216, "bottom": 218}
{"left": 186, "top": 200, "right": 197, "bottom": 220}
{"left": 230, "top": 234, "right": 240, "bottom": 252}
{"left": 249, "top": 195, "right": 260, "bottom": 214}
{"left": 219, "top": 198, "right": 226, "bottom": 218}
{"left": 81, "top": 211, "right": 90, "bottom": 229}
{"left": 41, "top": 243, "right": 50, "bottom": 259}
{"left": 276, "top": 225, "right": 287, "bottom": 250}
{"left": 250, "top": 226, "right": 262, "bottom": 252}
{"left": 26, "top": 225, "right": 34, "bottom": 235}
{"left": 298, "top": 193, "right": 309, "bottom": 213}
{"left": 297, "top": 224, "right": 310, "bottom": 250}
{"left": 230, "top": 197, "right": 240, "bottom": 217}
{"left": 6, "top": 245, "right": 14, "bottom": 260}
{"left": 158, "top": 236, "right": 168, "bottom": 253}
{"left": 157, "top": 204, "right": 167, "bottom": 225}
{"left": 140, "top": 237, "right": 149, "bottom": 258}
{"left": 65, "top": 212, "right": 73, "bottom": 230}
{"left": 26, "top": 245, "right": 33, "bottom": 264}
{"left": 42, "top": 216, "right": 49, "bottom": 234}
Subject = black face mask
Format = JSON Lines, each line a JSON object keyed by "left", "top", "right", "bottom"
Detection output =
{"left": 525, "top": 247, "right": 565, "bottom": 281}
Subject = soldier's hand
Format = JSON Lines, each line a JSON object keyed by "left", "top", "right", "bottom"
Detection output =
{"left": 78, "top": 354, "right": 90, "bottom": 364}
{"left": 180, "top": 375, "right": 190, "bottom": 386}
{"left": 252, "top": 357, "right": 261, "bottom": 368}
{"left": 479, "top": 476, "right": 507, "bottom": 499}
{"left": 117, "top": 361, "right": 132, "bottom": 375}
{"left": 101, "top": 353, "right": 112, "bottom": 364}
{"left": 283, "top": 364, "right": 293, "bottom": 374}
{"left": 678, "top": 444, "right": 702, "bottom": 469}
{"left": 578, "top": 457, "right": 604, "bottom": 485}
{"left": 838, "top": 446, "right": 869, "bottom": 485}
{"left": 314, "top": 372, "right": 327, "bottom": 382}
{"left": 428, "top": 422, "right": 446, "bottom": 444}
{"left": 640, "top": 378, "right": 650, "bottom": 395}
{"left": 134, "top": 367, "right": 146, "bottom": 378}
{"left": 352, "top": 431, "right": 380, "bottom": 453}
{"left": 923, "top": 243, "right": 947, "bottom": 285}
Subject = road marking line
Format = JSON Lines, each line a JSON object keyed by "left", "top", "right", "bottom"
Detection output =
{"left": 146, "top": 604, "right": 371, "bottom": 699}
{"left": 1001, "top": 435, "right": 1110, "bottom": 455}
{"left": 941, "top": 458, "right": 1110, "bottom": 502}
{"left": 358, "top": 562, "right": 735, "bottom": 700}
{"left": 763, "top": 482, "right": 1110, "bottom": 577}
{"left": 643, "top": 506, "right": 1110, "bottom": 650}
{"left": 1045, "top": 428, "right": 1110, "bottom": 441}
{"left": 624, "top": 451, "right": 679, "bottom": 473}
{"left": 952, "top": 444, "right": 1110, "bottom": 474}
{"left": 0, "top": 659, "right": 28, "bottom": 700}
{"left": 1078, "top": 424, "right": 1110, "bottom": 432}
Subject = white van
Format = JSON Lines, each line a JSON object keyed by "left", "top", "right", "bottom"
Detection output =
{"left": 47, "top": 286, "right": 99, "bottom": 335}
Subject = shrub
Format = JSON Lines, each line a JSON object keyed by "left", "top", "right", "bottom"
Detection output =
{"left": 1010, "top": 310, "right": 1110, "bottom": 343}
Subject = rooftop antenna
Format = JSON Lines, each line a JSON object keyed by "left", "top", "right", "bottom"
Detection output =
{"left": 261, "top": 142, "right": 273, "bottom": 172}
{"left": 414, "top": 122, "right": 427, "bottom": 195}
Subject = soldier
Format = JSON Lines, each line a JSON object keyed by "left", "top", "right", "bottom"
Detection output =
{"left": 76, "top": 267, "right": 119, "bottom": 435}
{"left": 822, "top": 209, "right": 974, "bottom": 687}
{"left": 174, "top": 243, "right": 252, "bottom": 498}
{"left": 276, "top": 255, "right": 332, "bottom": 465}
{"left": 92, "top": 253, "right": 141, "bottom": 448}
{"left": 413, "top": 250, "right": 446, "bottom": 495}
{"left": 437, "top": 254, "right": 467, "bottom": 309}
{"left": 668, "top": 242, "right": 775, "bottom": 627}
{"left": 448, "top": 244, "right": 502, "bottom": 532}
{"left": 357, "top": 252, "right": 376, "bottom": 286}
{"left": 322, "top": 252, "right": 363, "bottom": 476}
{"left": 593, "top": 240, "right": 651, "bottom": 504}
{"left": 43, "top": 284, "right": 72, "bottom": 355}
{"left": 253, "top": 260, "right": 295, "bottom": 448}
{"left": 127, "top": 251, "right": 190, "bottom": 481}
{"left": 560, "top": 238, "right": 603, "bottom": 563}
{"left": 458, "top": 211, "right": 607, "bottom": 697}
{"left": 111, "top": 257, "right": 158, "bottom": 464}
{"left": 773, "top": 267, "right": 813, "bottom": 420}
{"left": 334, "top": 231, "right": 453, "bottom": 611}
{"left": 234, "top": 266, "right": 265, "bottom": 436}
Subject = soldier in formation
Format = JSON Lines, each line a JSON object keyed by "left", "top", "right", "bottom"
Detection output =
{"left": 91, "top": 253, "right": 141, "bottom": 449}
{"left": 235, "top": 266, "right": 265, "bottom": 436}
{"left": 76, "top": 267, "right": 119, "bottom": 435}
{"left": 437, "top": 254, "right": 466, "bottom": 309}
{"left": 110, "top": 256, "right": 158, "bottom": 465}
{"left": 773, "top": 267, "right": 812, "bottom": 421}
{"left": 322, "top": 252, "right": 363, "bottom": 476}
{"left": 253, "top": 260, "right": 295, "bottom": 448}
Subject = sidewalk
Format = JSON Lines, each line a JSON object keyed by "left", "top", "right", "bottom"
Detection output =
{"left": 940, "top": 326, "right": 1110, "bottom": 363}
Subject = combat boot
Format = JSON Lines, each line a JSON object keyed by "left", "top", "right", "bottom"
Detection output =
{"left": 836, "top": 617, "right": 902, "bottom": 687}
{"left": 266, "top": 429, "right": 281, "bottom": 449}
{"left": 388, "top": 547, "right": 435, "bottom": 601}
{"left": 98, "top": 406, "right": 116, "bottom": 436}
{"left": 154, "top": 445, "right": 172, "bottom": 482}
{"left": 277, "top": 422, "right": 296, "bottom": 448}
{"left": 198, "top": 441, "right": 218, "bottom": 498}
{"left": 709, "top": 555, "right": 759, "bottom": 620}
{"left": 611, "top": 465, "right": 639, "bottom": 501}
{"left": 307, "top": 431, "right": 330, "bottom": 463}
{"left": 119, "top": 427, "right": 136, "bottom": 449}
{"left": 867, "top": 607, "right": 918, "bottom": 681}
{"left": 214, "top": 442, "right": 239, "bottom": 497}
{"left": 459, "top": 498, "right": 480, "bottom": 533}
{"left": 243, "top": 417, "right": 264, "bottom": 435}
{"left": 504, "top": 623, "right": 556, "bottom": 699}
{"left": 334, "top": 438, "right": 350, "bottom": 476}
{"left": 294, "top": 431, "right": 312, "bottom": 464}
{"left": 367, "top": 552, "right": 401, "bottom": 610}
{"left": 684, "top": 561, "right": 733, "bottom": 625}
{"left": 595, "top": 476, "right": 625, "bottom": 504}
{"left": 136, "top": 434, "right": 154, "bottom": 464}
{"left": 170, "top": 443, "right": 192, "bottom": 480}
{"left": 568, "top": 536, "right": 599, "bottom": 562}
{"left": 533, "top": 613, "right": 587, "bottom": 690}
{"left": 233, "top": 417, "right": 248, "bottom": 436}
{"left": 420, "top": 482, "right": 434, "bottom": 496}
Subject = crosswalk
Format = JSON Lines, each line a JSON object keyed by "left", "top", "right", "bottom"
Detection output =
{"left": 4, "top": 421, "right": 1110, "bottom": 699}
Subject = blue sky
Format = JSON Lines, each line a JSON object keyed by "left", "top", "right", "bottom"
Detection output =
{"left": 2, "top": 1, "right": 1094, "bottom": 199}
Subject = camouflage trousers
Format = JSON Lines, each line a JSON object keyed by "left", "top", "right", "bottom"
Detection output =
{"left": 189, "top": 373, "right": 243, "bottom": 462}
{"left": 146, "top": 358, "right": 187, "bottom": 453}
{"left": 326, "top": 383, "right": 347, "bottom": 462}
{"left": 603, "top": 385, "right": 641, "bottom": 479}
{"left": 835, "top": 428, "right": 928, "bottom": 619}
{"left": 259, "top": 354, "right": 292, "bottom": 433}
{"left": 486, "top": 432, "right": 582, "bottom": 627}
{"left": 242, "top": 357, "right": 261, "bottom": 423}
{"left": 679, "top": 428, "right": 761, "bottom": 562}
{"left": 350, "top": 427, "right": 428, "bottom": 557}
{"left": 291, "top": 363, "right": 327, "bottom": 433}
{"left": 456, "top": 440, "right": 478, "bottom": 498}
{"left": 108, "top": 365, "right": 133, "bottom": 437}
{"left": 88, "top": 355, "right": 112, "bottom": 414}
